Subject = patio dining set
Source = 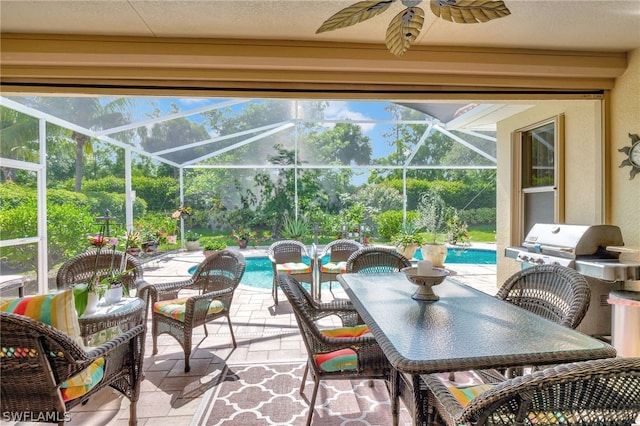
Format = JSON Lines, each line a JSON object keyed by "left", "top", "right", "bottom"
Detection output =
{"left": 1, "top": 241, "right": 639, "bottom": 425}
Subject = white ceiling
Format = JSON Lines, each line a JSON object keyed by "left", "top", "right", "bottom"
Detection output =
{"left": 1, "top": 0, "right": 639, "bottom": 53}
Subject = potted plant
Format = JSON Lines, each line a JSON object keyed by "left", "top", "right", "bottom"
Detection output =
{"left": 393, "top": 221, "right": 424, "bottom": 259}
{"left": 446, "top": 211, "right": 470, "bottom": 246}
{"left": 184, "top": 231, "right": 201, "bottom": 251}
{"left": 202, "top": 238, "right": 227, "bottom": 257}
{"left": 415, "top": 188, "right": 449, "bottom": 267}
{"left": 280, "top": 214, "right": 310, "bottom": 241}
{"left": 231, "top": 228, "right": 257, "bottom": 249}
{"left": 125, "top": 230, "right": 142, "bottom": 256}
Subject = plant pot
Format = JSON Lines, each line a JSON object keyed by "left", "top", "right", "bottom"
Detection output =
{"left": 166, "top": 235, "right": 177, "bottom": 244}
{"left": 104, "top": 286, "right": 123, "bottom": 305}
{"left": 237, "top": 239, "right": 248, "bottom": 249}
{"left": 185, "top": 240, "right": 200, "bottom": 251}
{"left": 421, "top": 244, "right": 448, "bottom": 268}
{"left": 203, "top": 249, "right": 219, "bottom": 257}
{"left": 84, "top": 291, "right": 100, "bottom": 316}
{"left": 127, "top": 247, "right": 142, "bottom": 256}
{"left": 397, "top": 243, "right": 419, "bottom": 259}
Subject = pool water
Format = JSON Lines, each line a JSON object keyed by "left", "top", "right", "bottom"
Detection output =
{"left": 189, "top": 248, "right": 495, "bottom": 290}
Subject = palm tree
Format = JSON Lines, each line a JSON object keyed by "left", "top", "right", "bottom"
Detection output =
{"left": 31, "top": 97, "right": 133, "bottom": 191}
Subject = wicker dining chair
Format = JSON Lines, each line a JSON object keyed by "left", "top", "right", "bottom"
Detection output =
{"left": 268, "top": 240, "right": 314, "bottom": 305}
{"left": 318, "top": 239, "right": 362, "bottom": 293}
{"left": 140, "top": 250, "right": 245, "bottom": 372}
{"left": 0, "top": 312, "right": 146, "bottom": 426}
{"left": 422, "top": 357, "right": 640, "bottom": 426}
{"left": 277, "top": 273, "right": 396, "bottom": 426}
{"left": 346, "top": 245, "right": 412, "bottom": 274}
{"left": 452, "top": 264, "right": 592, "bottom": 383}
{"left": 497, "top": 264, "right": 591, "bottom": 329}
{"left": 56, "top": 249, "right": 146, "bottom": 296}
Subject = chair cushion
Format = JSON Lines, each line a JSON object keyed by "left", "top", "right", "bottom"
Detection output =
{"left": 0, "top": 289, "right": 83, "bottom": 348}
{"left": 276, "top": 262, "right": 312, "bottom": 275}
{"left": 447, "top": 383, "right": 494, "bottom": 406}
{"left": 59, "top": 357, "right": 105, "bottom": 401}
{"left": 320, "top": 324, "right": 371, "bottom": 338}
{"left": 154, "top": 297, "right": 225, "bottom": 322}
{"left": 314, "top": 348, "right": 358, "bottom": 372}
{"left": 0, "top": 289, "right": 100, "bottom": 395}
{"left": 320, "top": 261, "right": 347, "bottom": 274}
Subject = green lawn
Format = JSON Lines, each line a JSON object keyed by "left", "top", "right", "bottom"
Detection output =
{"left": 183, "top": 224, "right": 497, "bottom": 247}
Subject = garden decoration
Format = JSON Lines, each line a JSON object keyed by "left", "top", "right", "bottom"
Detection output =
{"left": 74, "top": 212, "right": 133, "bottom": 315}
{"left": 415, "top": 189, "right": 449, "bottom": 267}
{"left": 231, "top": 228, "right": 257, "bottom": 249}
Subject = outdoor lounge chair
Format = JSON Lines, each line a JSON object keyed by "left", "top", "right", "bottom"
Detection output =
{"left": 422, "top": 357, "right": 640, "bottom": 425}
{"left": 56, "top": 249, "right": 146, "bottom": 297}
{"left": 0, "top": 309, "right": 146, "bottom": 425}
{"left": 269, "top": 240, "right": 314, "bottom": 305}
{"left": 140, "top": 250, "right": 245, "bottom": 372}
{"left": 317, "top": 239, "right": 362, "bottom": 293}
{"left": 277, "top": 273, "right": 396, "bottom": 426}
{"left": 346, "top": 245, "right": 412, "bottom": 274}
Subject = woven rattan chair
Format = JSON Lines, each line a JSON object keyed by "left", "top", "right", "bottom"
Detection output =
{"left": 56, "top": 249, "right": 146, "bottom": 296}
{"left": 318, "top": 239, "right": 362, "bottom": 293}
{"left": 0, "top": 311, "right": 146, "bottom": 426}
{"left": 140, "top": 250, "right": 245, "bottom": 372}
{"left": 269, "top": 240, "right": 314, "bottom": 305}
{"left": 497, "top": 264, "right": 591, "bottom": 329}
{"left": 456, "top": 264, "right": 592, "bottom": 383}
{"left": 346, "top": 245, "right": 412, "bottom": 274}
{"left": 422, "top": 357, "right": 640, "bottom": 426}
{"left": 277, "top": 273, "right": 396, "bottom": 426}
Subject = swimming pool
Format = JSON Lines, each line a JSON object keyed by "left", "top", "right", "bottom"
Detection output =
{"left": 189, "top": 248, "right": 496, "bottom": 290}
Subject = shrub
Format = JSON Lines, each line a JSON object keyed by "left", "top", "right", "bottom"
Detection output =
{"left": 376, "top": 210, "right": 418, "bottom": 240}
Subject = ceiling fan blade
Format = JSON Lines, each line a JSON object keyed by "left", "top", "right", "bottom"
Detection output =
{"left": 386, "top": 7, "right": 425, "bottom": 56}
{"left": 316, "top": 0, "right": 397, "bottom": 34}
{"left": 430, "top": 0, "right": 510, "bottom": 24}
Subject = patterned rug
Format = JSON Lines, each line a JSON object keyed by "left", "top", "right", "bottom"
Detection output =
{"left": 191, "top": 362, "right": 412, "bottom": 425}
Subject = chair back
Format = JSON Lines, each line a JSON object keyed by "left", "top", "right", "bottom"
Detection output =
{"left": 0, "top": 312, "right": 83, "bottom": 416}
{"left": 346, "top": 246, "right": 411, "bottom": 274}
{"left": 268, "top": 240, "right": 308, "bottom": 264}
{"left": 322, "top": 239, "right": 362, "bottom": 263}
{"left": 426, "top": 357, "right": 640, "bottom": 425}
{"left": 496, "top": 264, "right": 590, "bottom": 329}
{"left": 277, "top": 274, "right": 336, "bottom": 362}
{"left": 56, "top": 249, "right": 144, "bottom": 293}
{"left": 191, "top": 249, "right": 246, "bottom": 294}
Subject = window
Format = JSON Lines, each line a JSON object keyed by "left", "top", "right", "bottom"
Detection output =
{"left": 512, "top": 115, "right": 564, "bottom": 240}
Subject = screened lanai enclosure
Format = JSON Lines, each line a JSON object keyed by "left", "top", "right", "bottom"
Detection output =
{"left": 1, "top": 95, "right": 530, "bottom": 293}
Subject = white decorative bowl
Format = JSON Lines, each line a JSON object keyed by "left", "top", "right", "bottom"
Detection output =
{"left": 401, "top": 266, "right": 450, "bottom": 301}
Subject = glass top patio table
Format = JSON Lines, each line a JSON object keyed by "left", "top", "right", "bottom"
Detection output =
{"left": 337, "top": 272, "right": 616, "bottom": 375}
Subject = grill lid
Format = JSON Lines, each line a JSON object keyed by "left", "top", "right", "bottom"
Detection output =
{"left": 522, "top": 223, "right": 624, "bottom": 259}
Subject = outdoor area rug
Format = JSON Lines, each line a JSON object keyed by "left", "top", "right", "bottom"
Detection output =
{"left": 191, "top": 361, "right": 412, "bottom": 425}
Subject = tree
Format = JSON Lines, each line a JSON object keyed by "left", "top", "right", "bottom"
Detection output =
{"left": 30, "top": 97, "right": 133, "bottom": 192}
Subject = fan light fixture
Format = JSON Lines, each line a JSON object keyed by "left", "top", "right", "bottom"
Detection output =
{"left": 317, "top": 0, "right": 511, "bottom": 56}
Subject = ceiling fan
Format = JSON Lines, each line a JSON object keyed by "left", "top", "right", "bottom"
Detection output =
{"left": 316, "top": 0, "right": 511, "bottom": 56}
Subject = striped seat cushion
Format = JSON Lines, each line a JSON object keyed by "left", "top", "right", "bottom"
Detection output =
{"left": 447, "top": 383, "right": 494, "bottom": 406}
{"left": 276, "top": 262, "right": 312, "bottom": 275}
{"left": 320, "top": 261, "right": 347, "bottom": 274}
{"left": 154, "top": 298, "right": 225, "bottom": 322}
{"left": 60, "top": 357, "right": 105, "bottom": 401}
{"left": 314, "top": 348, "right": 358, "bottom": 372}
{"left": 320, "top": 324, "right": 371, "bottom": 338}
{"left": 313, "top": 325, "right": 373, "bottom": 372}
{"left": 0, "top": 289, "right": 105, "bottom": 400}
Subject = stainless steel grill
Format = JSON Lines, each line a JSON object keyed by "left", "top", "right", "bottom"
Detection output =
{"left": 505, "top": 223, "right": 640, "bottom": 337}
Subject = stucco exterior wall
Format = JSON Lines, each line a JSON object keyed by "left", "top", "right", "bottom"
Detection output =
{"left": 496, "top": 48, "right": 640, "bottom": 285}
{"left": 610, "top": 48, "right": 640, "bottom": 249}
{"left": 496, "top": 99, "right": 603, "bottom": 284}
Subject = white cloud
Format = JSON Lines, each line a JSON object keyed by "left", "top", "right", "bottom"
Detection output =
{"left": 324, "top": 101, "right": 376, "bottom": 133}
